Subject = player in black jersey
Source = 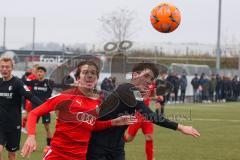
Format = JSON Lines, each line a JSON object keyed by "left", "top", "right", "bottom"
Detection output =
{"left": 0, "top": 57, "right": 42, "bottom": 160}
{"left": 87, "top": 63, "right": 200, "bottom": 160}
{"left": 22, "top": 66, "right": 54, "bottom": 153}
{"left": 23, "top": 66, "right": 72, "bottom": 153}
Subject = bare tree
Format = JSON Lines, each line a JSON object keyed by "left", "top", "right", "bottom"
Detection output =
{"left": 99, "top": 8, "right": 137, "bottom": 43}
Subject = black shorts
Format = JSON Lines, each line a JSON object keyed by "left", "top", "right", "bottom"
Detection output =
{"left": 37, "top": 113, "right": 51, "bottom": 124}
{"left": 87, "top": 146, "right": 125, "bottom": 160}
{"left": 0, "top": 130, "right": 21, "bottom": 152}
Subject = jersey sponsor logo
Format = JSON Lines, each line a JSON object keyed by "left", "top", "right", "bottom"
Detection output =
{"left": 76, "top": 112, "right": 97, "bottom": 126}
{"left": 23, "top": 85, "right": 30, "bottom": 91}
{"left": 33, "top": 86, "right": 48, "bottom": 92}
{"left": 0, "top": 92, "right": 13, "bottom": 98}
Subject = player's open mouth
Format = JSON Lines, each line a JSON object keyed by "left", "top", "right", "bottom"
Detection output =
{"left": 86, "top": 81, "right": 94, "bottom": 83}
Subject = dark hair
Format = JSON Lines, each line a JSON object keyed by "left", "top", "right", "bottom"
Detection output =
{"left": 37, "top": 66, "right": 47, "bottom": 72}
{"left": 74, "top": 60, "right": 99, "bottom": 79}
{"left": 132, "top": 63, "right": 159, "bottom": 79}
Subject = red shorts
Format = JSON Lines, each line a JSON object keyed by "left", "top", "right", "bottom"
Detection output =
{"left": 43, "top": 149, "right": 63, "bottom": 160}
{"left": 127, "top": 112, "right": 153, "bottom": 136}
{"left": 43, "top": 148, "right": 86, "bottom": 160}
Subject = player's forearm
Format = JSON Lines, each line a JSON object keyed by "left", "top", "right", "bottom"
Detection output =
{"left": 29, "top": 96, "right": 42, "bottom": 108}
{"left": 27, "top": 111, "right": 39, "bottom": 135}
{"left": 93, "top": 120, "right": 112, "bottom": 131}
{"left": 136, "top": 101, "right": 178, "bottom": 130}
{"left": 53, "top": 82, "right": 72, "bottom": 89}
{"left": 27, "top": 101, "right": 54, "bottom": 135}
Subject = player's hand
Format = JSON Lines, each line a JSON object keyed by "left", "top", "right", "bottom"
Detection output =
{"left": 21, "top": 135, "right": 37, "bottom": 158}
{"left": 177, "top": 124, "right": 200, "bottom": 137}
{"left": 156, "top": 95, "right": 164, "bottom": 102}
{"left": 111, "top": 115, "right": 137, "bottom": 126}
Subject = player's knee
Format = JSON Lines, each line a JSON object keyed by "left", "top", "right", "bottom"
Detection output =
{"left": 8, "top": 152, "right": 16, "bottom": 160}
{"left": 145, "top": 134, "right": 153, "bottom": 141}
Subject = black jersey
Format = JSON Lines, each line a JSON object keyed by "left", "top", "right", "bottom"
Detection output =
{"left": 0, "top": 76, "right": 42, "bottom": 131}
{"left": 87, "top": 83, "right": 178, "bottom": 154}
{"left": 23, "top": 79, "right": 54, "bottom": 103}
{"left": 23, "top": 79, "right": 70, "bottom": 106}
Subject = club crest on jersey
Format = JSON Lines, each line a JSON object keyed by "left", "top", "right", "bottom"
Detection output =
{"left": 8, "top": 85, "right": 12, "bottom": 91}
{"left": 23, "top": 85, "right": 30, "bottom": 91}
{"left": 44, "top": 83, "right": 47, "bottom": 87}
{"left": 133, "top": 90, "right": 143, "bottom": 101}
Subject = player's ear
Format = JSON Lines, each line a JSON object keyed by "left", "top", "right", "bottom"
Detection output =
{"left": 132, "top": 72, "right": 138, "bottom": 79}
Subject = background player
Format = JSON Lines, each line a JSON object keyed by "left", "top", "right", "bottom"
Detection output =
{"left": 124, "top": 82, "right": 159, "bottom": 160}
{"left": 22, "top": 66, "right": 54, "bottom": 153}
{"left": 0, "top": 57, "right": 42, "bottom": 160}
{"left": 21, "top": 64, "right": 39, "bottom": 133}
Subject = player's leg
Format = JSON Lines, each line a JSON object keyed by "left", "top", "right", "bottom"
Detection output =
{"left": 8, "top": 152, "right": 16, "bottom": 160}
{"left": 142, "top": 121, "right": 154, "bottom": 160}
{"left": 124, "top": 120, "right": 141, "bottom": 142}
{"left": 5, "top": 130, "right": 21, "bottom": 160}
{"left": 21, "top": 113, "right": 28, "bottom": 134}
{"left": 42, "top": 113, "right": 52, "bottom": 153}
{"left": 0, "top": 145, "right": 3, "bottom": 160}
{"left": 22, "top": 100, "right": 32, "bottom": 134}
{"left": 0, "top": 131, "right": 6, "bottom": 160}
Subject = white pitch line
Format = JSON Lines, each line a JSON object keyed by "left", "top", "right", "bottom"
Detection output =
{"left": 193, "top": 118, "right": 240, "bottom": 123}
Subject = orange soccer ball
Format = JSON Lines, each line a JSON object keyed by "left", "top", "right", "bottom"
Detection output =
{"left": 150, "top": 2, "right": 181, "bottom": 33}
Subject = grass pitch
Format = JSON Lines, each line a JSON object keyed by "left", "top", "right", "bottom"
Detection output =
{"left": 3, "top": 102, "right": 240, "bottom": 160}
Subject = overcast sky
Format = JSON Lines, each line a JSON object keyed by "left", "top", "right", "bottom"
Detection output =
{"left": 0, "top": 0, "right": 240, "bottom": 49}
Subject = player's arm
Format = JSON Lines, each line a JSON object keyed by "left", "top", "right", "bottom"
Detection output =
{"left": 93, "top": 115, "right": 137, "bottom": 131}
{"left": 51, "top": 79, "right": 73, "bottom": 89}
{"left": 16, "top": 79, "right": 42, "bottom": 106}
{"left": 22, "top": 78, "right": 34, "bottom": 86}
{"left": 136, "top": 101, "right": 200, "bottom": 137}
{"left": 21, "top": 95, "right": 62, "bottom": 158}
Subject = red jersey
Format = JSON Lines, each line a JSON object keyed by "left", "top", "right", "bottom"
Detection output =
{"left": 27, "top": 88, "right": 112, "bottom": 160}
{"left": 27, "top": 73, "right": 36, "bottom": 81}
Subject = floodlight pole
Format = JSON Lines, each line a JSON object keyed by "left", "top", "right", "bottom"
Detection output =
{"left": 31, "top": 17, "right": 36, "bottom": 63}
{"left": 3, "top": 17, "right": 6, "bottom": 51}
{"left": 238, "top": 50, "right": 240, "bottom": 72}
{"left": 216, "top": 0, "right": 222, "bottom": 74}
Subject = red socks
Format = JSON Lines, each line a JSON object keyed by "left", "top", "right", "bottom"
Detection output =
{"left": 22, "top": 117, "right": 27, "bottom": 128}
{"left": 145, "top": 140, "right": 153, "bottom": 160}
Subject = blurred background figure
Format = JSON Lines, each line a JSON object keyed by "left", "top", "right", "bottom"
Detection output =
{"left": 191, "top": 73, "right": 199, "bottom": 103}
{"left": 209, "top": 74, "right": 217, "bottom": 102}
{"left": 179, "top": 72, "right": 187, "bottom": 103}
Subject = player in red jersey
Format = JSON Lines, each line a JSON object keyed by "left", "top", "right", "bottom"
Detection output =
{"left": 124, "top": 82, "right": 163, "bottom": 160}
{"left": 22, "top": 64, "right": 39, "bottom": 133}
{"left": 21, "top": 60, "right": 136, "bottom": 160}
